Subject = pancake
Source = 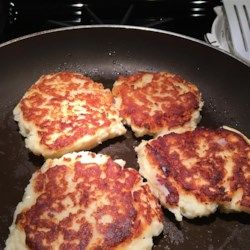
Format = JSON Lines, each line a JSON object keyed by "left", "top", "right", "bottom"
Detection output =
{"left": 5, "top": 151, "right": 163, "bottom": 250}
{"left": 112, "top": 71, "right": 203, "bottom": 137}
{"left": 13, "top": 72, "right": 126, "bottom": 158}
{"left": 136, "top": 126, "right": 250, "bottom": 221}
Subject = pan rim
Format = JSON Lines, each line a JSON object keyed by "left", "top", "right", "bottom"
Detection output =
{"left": 1, "top": 24, "right": 250, "bottom": 250}
{"left": 0, "top": 24, "right": 249, "bottom": 67}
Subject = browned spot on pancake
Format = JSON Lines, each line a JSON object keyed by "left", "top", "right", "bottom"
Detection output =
{"left": 145, "top": 128, "right": 250, "bottom": 208}
{"left": 15, "top": 156, "right": 162, "bottom": 249}
{"left": 113, "top": 72, "right": 201, "bottom": 131}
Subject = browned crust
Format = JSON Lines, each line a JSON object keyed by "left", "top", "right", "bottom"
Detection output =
{"left": 112, "top": 72, "right": 202, "bottom": 134}
{"left": 144, "top": 128, "right": 250, "bottom": 209}
{"left": 19, "top": 72, "right": 118, "bottom": 152}
{"left": 15, "top": 156, "right": 163, "bottom": 249}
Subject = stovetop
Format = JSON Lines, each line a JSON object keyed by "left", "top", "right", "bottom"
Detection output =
{"left": 0, "top": 0, "right": 222, "bottom": 43}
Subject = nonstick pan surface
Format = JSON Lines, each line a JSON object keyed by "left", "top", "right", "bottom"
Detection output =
{"left": 0, "top": 25, "right": 249, "bottom": 249}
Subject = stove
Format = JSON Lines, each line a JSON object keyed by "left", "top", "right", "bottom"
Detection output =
{"left": 0, "top": 0, "right": 222, "bottom": 43}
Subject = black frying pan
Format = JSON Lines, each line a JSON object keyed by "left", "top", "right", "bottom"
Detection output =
{"left": 0, "top": 25, "right": 249, "bottom": 250}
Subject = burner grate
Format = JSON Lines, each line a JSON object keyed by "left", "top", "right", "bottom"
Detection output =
{"left": 1, "top": 0, "right": 222, "bottom": 42}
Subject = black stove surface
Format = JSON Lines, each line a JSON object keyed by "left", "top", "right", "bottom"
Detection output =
{"left": 1, "top": 0, "right": 222, "bottom": 43}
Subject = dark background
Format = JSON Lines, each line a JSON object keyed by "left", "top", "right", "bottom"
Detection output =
{"left": 0, "top": 0, "right": 222, "bottom": 43}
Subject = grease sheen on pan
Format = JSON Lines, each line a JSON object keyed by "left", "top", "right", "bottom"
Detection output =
{"left": 5, "top": 151, "right": 163, "bottom": 250}
{"left": 112, "top": 71, "right": 203, "bottom": 137}
{"left": 13, "top": 72, "right": 126, "bottom": 158}
{"left": 136, "top": 126, "right": 250, "bottom": 221}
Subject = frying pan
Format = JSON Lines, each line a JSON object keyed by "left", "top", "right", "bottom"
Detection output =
{"left": 0, "top": 25, "right": 249, "bottom": 249}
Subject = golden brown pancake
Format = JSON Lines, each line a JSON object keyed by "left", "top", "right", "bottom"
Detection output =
{"left": 112, "top": 71, "right": 203, "bottom": 137}
{"left": 5, "top": 151, "right": 163, "bottom": 250}
{"left": 13, "top": 72, "right": 126, "bottom": 158}
{"left": 136, "top": 127, "right": 250, "bottom": 221}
